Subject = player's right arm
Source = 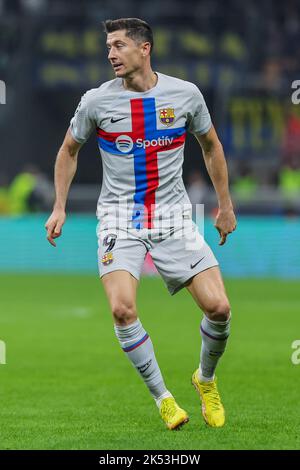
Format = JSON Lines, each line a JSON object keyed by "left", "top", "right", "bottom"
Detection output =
{"left": 45, "top": 128, "right": 82, "bottom": 247}
{"left": 46, "top": 88, "right": 96, "bottom": 246}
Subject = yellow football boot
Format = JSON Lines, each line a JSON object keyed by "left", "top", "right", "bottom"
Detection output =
{"left": 192, "top": 369, "right": 225, "bottom": 427}
{"left": 159, "top": 397, "right": 189, "bottom": 430}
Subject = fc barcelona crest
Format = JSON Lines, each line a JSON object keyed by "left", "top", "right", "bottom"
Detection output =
{"left": 101, "top": 252, "right": 114, "bottom": 266}
{"left": 159, "top": 108, "right": 175, "bottom": 126}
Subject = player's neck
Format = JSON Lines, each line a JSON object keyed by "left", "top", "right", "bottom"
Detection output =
{"left": 122, "top": 69, "right": 158, "bottom": 93}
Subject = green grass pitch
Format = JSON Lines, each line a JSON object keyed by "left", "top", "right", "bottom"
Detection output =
{"left": 0, "top": 274, "right": 299, "bottom": 450}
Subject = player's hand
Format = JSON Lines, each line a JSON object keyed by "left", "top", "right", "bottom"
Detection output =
{"left": 45, "top": 209, "right": 66, "bottom": 247}
{"left": 214, "top": 207, "right": 237, "bottom": 246}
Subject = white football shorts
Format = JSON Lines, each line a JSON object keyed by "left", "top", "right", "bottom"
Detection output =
{"left": 96, "top": 220, "right": 219, "bottom": 295}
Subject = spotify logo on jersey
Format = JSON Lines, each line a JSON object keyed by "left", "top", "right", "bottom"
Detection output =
{"left": 115, "top": 135, "right": 134, "bottom": 153}
{"left": 115, "top": 134, "right": 175, "bottom": 153}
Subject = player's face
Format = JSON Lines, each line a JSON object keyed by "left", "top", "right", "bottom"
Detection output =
{"left": 106, "top": 30, "right": 147, "bottom": 78}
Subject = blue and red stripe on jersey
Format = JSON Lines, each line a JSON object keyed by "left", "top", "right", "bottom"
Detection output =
{"left": 97, "top": 98, "right": 186, "bottom": 228}
{"left": 122, "top": 333, "right": 149, "bottom": 352}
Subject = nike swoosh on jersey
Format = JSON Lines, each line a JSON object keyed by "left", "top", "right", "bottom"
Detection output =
{"left": 110, "top": 117, "right": 126, "bottom": 123}
{"left": 190, "top": 256, "right": 205, "bottom": 269}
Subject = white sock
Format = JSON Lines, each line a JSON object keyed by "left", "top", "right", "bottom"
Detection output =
{"left": 114, "top": 319, "right": 171, "bottom": 402}
{"left": 155, "top": 391, "right": 173, "bottom": 409}
{"left": 199, "top": 367, "right": 215, "bottom": 382}
{"left": 199, "top": 314, "right": 231, "bottom": 381}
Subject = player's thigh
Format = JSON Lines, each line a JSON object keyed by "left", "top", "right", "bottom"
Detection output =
{"left": 101, "top": 270, "right": 139, "bottom": 324}
{"left": 186, "top": 266, "right": 231, "bottom": 321}
{"left": 97, "top": 227, "right": 147, "bottom": 324}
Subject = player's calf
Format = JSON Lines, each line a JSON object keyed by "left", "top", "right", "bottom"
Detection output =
{"left": 199, "top": 312, "right": 231, "bottom": 381}
{"left": 114, "top": 318, "right": 174, "bottom": 413}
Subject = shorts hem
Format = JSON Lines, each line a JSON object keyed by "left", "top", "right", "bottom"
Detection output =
{"left": 168, "top": 262, "right": 219, "bottom": 296}
{"left": 99, "top": 267, "right": 141, "bottom": 281}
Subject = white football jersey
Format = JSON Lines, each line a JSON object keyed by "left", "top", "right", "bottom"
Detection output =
{"left": 70, "top": 72, "right": 211, "bottom": 229}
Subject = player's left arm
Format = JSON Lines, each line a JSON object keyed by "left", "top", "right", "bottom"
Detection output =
{"left": 195, "top": 125, "right": 237, "bottom": 245}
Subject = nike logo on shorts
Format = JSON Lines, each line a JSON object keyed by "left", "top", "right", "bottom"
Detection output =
{"left": 110, "top": 117, "right": 126, "bottom": 123}
{"left": 190, "top": 256, "right": 205, "bottom": 269}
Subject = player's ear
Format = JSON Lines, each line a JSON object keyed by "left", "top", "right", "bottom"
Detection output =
{"left": 141, "top": 42, "right": 151, "bottom": 57}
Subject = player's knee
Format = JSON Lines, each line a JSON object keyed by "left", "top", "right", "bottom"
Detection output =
{"left": 111, "top": 301, "right": 137, "bottom": 325}
{"left": 204, "top": 298, "right": 231, "bottom": 322}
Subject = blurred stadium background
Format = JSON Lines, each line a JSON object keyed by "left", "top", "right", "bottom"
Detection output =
{"left": 0, "top": 0, "right": 300, "bottom": 450}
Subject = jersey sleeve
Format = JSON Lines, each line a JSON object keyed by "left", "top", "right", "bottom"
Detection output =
{"left": 70, "top": 91, "right": 96, "bottom": 144}
{"left": 187, "top": 85, "right": 212, "bottom": 135}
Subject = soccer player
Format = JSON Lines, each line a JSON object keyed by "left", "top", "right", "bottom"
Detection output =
{"left": 45, "top": 18, "right": 237, "bottom": 430}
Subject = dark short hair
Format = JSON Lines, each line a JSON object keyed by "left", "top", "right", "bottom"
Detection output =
{"left": 103, "top": 18, "right": 154, "bottom": 55}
